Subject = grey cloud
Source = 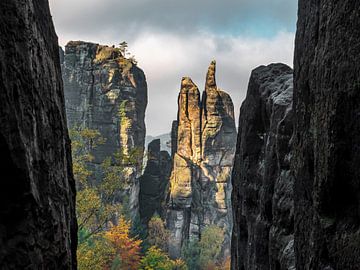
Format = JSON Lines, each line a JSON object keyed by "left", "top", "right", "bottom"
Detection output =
{"left": 49, "top": 0, "right": 296, "bottom": 135}
{"left": 134, "top": 32, "right": 294, "bottom": 135}
{"left": 50, "top": 0, "right": 297, "bottom": 42}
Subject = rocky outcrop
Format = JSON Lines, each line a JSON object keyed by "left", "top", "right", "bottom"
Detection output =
{"left": 167, "top": 61, "right": 237, "bottom": 259}
{"left": 0, "top": 0, "right": 77, "bottom": 268}
{"left": 231, "top": 64, "right": 294, "bottom": 270}
{"left": 145, "top": 133, "right": 172, "bottom": 154}
{"left": 293, "top": 1, "right": 360, "bottom": 269}
{"left": 61, "top": 41, "right": 147, "bottom": 218}
{"left": 139, "top": 139, "right": 172, "bottom": 225}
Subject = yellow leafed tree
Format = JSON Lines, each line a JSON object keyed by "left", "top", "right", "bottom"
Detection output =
{"left": 105, "top": 216, "right": 142, "bottom": 270}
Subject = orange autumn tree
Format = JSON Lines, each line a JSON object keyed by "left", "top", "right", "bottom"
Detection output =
{"left": 105, "top": 216, "right": 142, "bottom": 270}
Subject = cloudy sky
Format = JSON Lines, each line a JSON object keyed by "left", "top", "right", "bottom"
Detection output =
{"left": 49, "top": 0, "right": 298, "bottom": 136}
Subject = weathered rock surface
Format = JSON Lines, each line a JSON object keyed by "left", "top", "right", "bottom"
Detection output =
{"left": 0, "top": 0, "right": 77, "bottom": 268}
{"left": 231, "top": 64, "right": 294, "bottom": 270}
{"left": 139, "top": 139, "right": 172, "bottom": 225}
{"left": 293, "top": 1, "right": 360, "bottom": 269}
{"left": 62, "top": 41, "right": 147, "bottom": 218}
{"left": 168, "top": 61, "right": 237, "bottom": 259}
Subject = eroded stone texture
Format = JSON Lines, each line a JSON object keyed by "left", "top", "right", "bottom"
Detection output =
{"left": 0, "top": 0, "right": 77, "bottom": 268}
{"left": 139, "top": 139, "right": 172, "bottom": 225}
{"left": 293, "top": 1, "right": 360, "bottom": 269}
{"left": 171, "top": 121, "right": 178, "bottom": 158}
{"left": 168, "top": 61, "right": 237, "bottom": 259}
{"left": 231, "top": 64, "right": 294, "bottom": 270}
{"left": 62, "top": 41, "right": 147, "bottom": 219}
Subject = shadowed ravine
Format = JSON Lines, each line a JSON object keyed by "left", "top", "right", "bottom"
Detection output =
{"left": 0, "top": 0, "right": 359, "bottom": 269}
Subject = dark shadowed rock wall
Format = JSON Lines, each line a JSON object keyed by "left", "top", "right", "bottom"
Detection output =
{"left": 293, "top": 1, "right": 360, "bottom": 269}
{"left": 0, "top": 0, "right": 77, "bottom": 268}
{"left": 139, "top": 139, "right": 172, "bottom": 225}
{"left": 167, "top": 61, "right": 237, "bottom": 259}
{"left": 231, "top": 64, "right": 294, "bottom": 270}
{"left": 61, "top": 41, "right": 148, "bottom": 219}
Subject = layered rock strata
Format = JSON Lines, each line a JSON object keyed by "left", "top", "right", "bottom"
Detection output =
{"left": 231, "top": 64, "right": 294, "bottom": 270}
{"left": 139, "top": 139, "right": 172, "bottom": 225}
{"left": 293, "top": 0, "right": 360, "bottom": 268}
{"left": 167, "top": 61, "right": 237, "bottom": 259}
{"left": 0, "top": 0, "right": 77, "bottom": 268}
{"left": 61, "top": 42, "right": 147, "bottom": 218}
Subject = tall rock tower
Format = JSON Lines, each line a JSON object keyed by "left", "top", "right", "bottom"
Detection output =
{"left": 167, "top": 61, "right": 237, "bottom": 259}
{"left": 61, "top": 41, "right": 148, "bottom": 219}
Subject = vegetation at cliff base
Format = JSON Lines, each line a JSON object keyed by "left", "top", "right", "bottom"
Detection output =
{"left": 70, "top": 127, "right": 187, "bottom": 269}
{"left": 182, "top": 225, "right": 228, "bottom": 270}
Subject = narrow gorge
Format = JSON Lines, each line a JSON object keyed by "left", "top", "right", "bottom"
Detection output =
{"left": 0, "top": 0, "right": 359, "bottom": 269}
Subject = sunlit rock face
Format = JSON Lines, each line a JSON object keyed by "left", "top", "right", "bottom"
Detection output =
{"left": 167, "top": 61, "right": 237, "bottom": 259}
{"left": 293, "top": 0, "right": 360, "bottom": 269}
{"left": 139, "top": 139, "right": 172, "bottom": 225}
{"left": 61, "top": 41, "right": 147, "bottom": 219}
{"left": 231, "top": 64, "right": 294, "bottom": 270}
{"left": 0, "top": 0, "right": 77, "bottom": 268}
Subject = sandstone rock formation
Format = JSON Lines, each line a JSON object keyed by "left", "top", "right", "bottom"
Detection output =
{"left": 0, "top": 0, "right": 77, "bottom": 268}
{"left": 61, "top": 41, "right": 147, "bottom": 218}
{"left": 231, "top": 64, "right": 294, "bottom": 270}
{"left": 293, "top": 1, "right": 360, "bottom": 269}
{"left": 167, "top": 61, "right": 237, "bottom": 259}
{"left": 139, "top": 139, "right": 172, "bottom": 225}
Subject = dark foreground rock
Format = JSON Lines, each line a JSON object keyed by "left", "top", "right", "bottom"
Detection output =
{"left": 139, "top": 139, "right": 172, "bottom": 225}
{"left": 231, "top": 64, "right": 294, "bottom": 270}
{"left": 293, "top": 1, "right": 360, "bottom": 269}
{"left": 0, "top": 0, "right": 77, "bottom": 268}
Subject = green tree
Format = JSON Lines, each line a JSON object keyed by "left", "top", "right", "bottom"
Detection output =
{"left": 69, "top": 127, "right": 105, "bottom": 186}
{"left": 130, "top": 214, "right": 149, "bottom": 251}
{"left": 182, "top": 225, "right": 225, "bottom": 270}
{"left": 118, "top": 41, "right": 128, "bottom": 57}
{"left": 147, "top": 215, "right": 170, "bottom": 252}
{"left": 182, "top": 239, "right": 200, "bottom": 270}
{"left": 70, "top": 127, "right": 131, "bottom": 239}
{"left": 198, "top": 225, "right": 224, "bottom": 269}
{"left": 77, "top": 233, "right": 115, "bottom": 270}
{"left": 141, "top": 246, "right": 187, "bottom": 270}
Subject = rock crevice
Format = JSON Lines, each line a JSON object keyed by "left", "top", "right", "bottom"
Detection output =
{"left": 139, "top": 139, "right": 172, "bottom": 225}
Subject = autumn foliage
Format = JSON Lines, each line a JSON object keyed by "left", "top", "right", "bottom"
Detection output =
{"left": 105, "top": 216, "right": 142, "bottom": 270}
{"left": 146, "top": 216, "right": 170, "bottom": 252}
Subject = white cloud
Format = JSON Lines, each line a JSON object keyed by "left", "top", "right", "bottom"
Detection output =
{"left": 129, "top": 31, "right": 294, "bottom": 135}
